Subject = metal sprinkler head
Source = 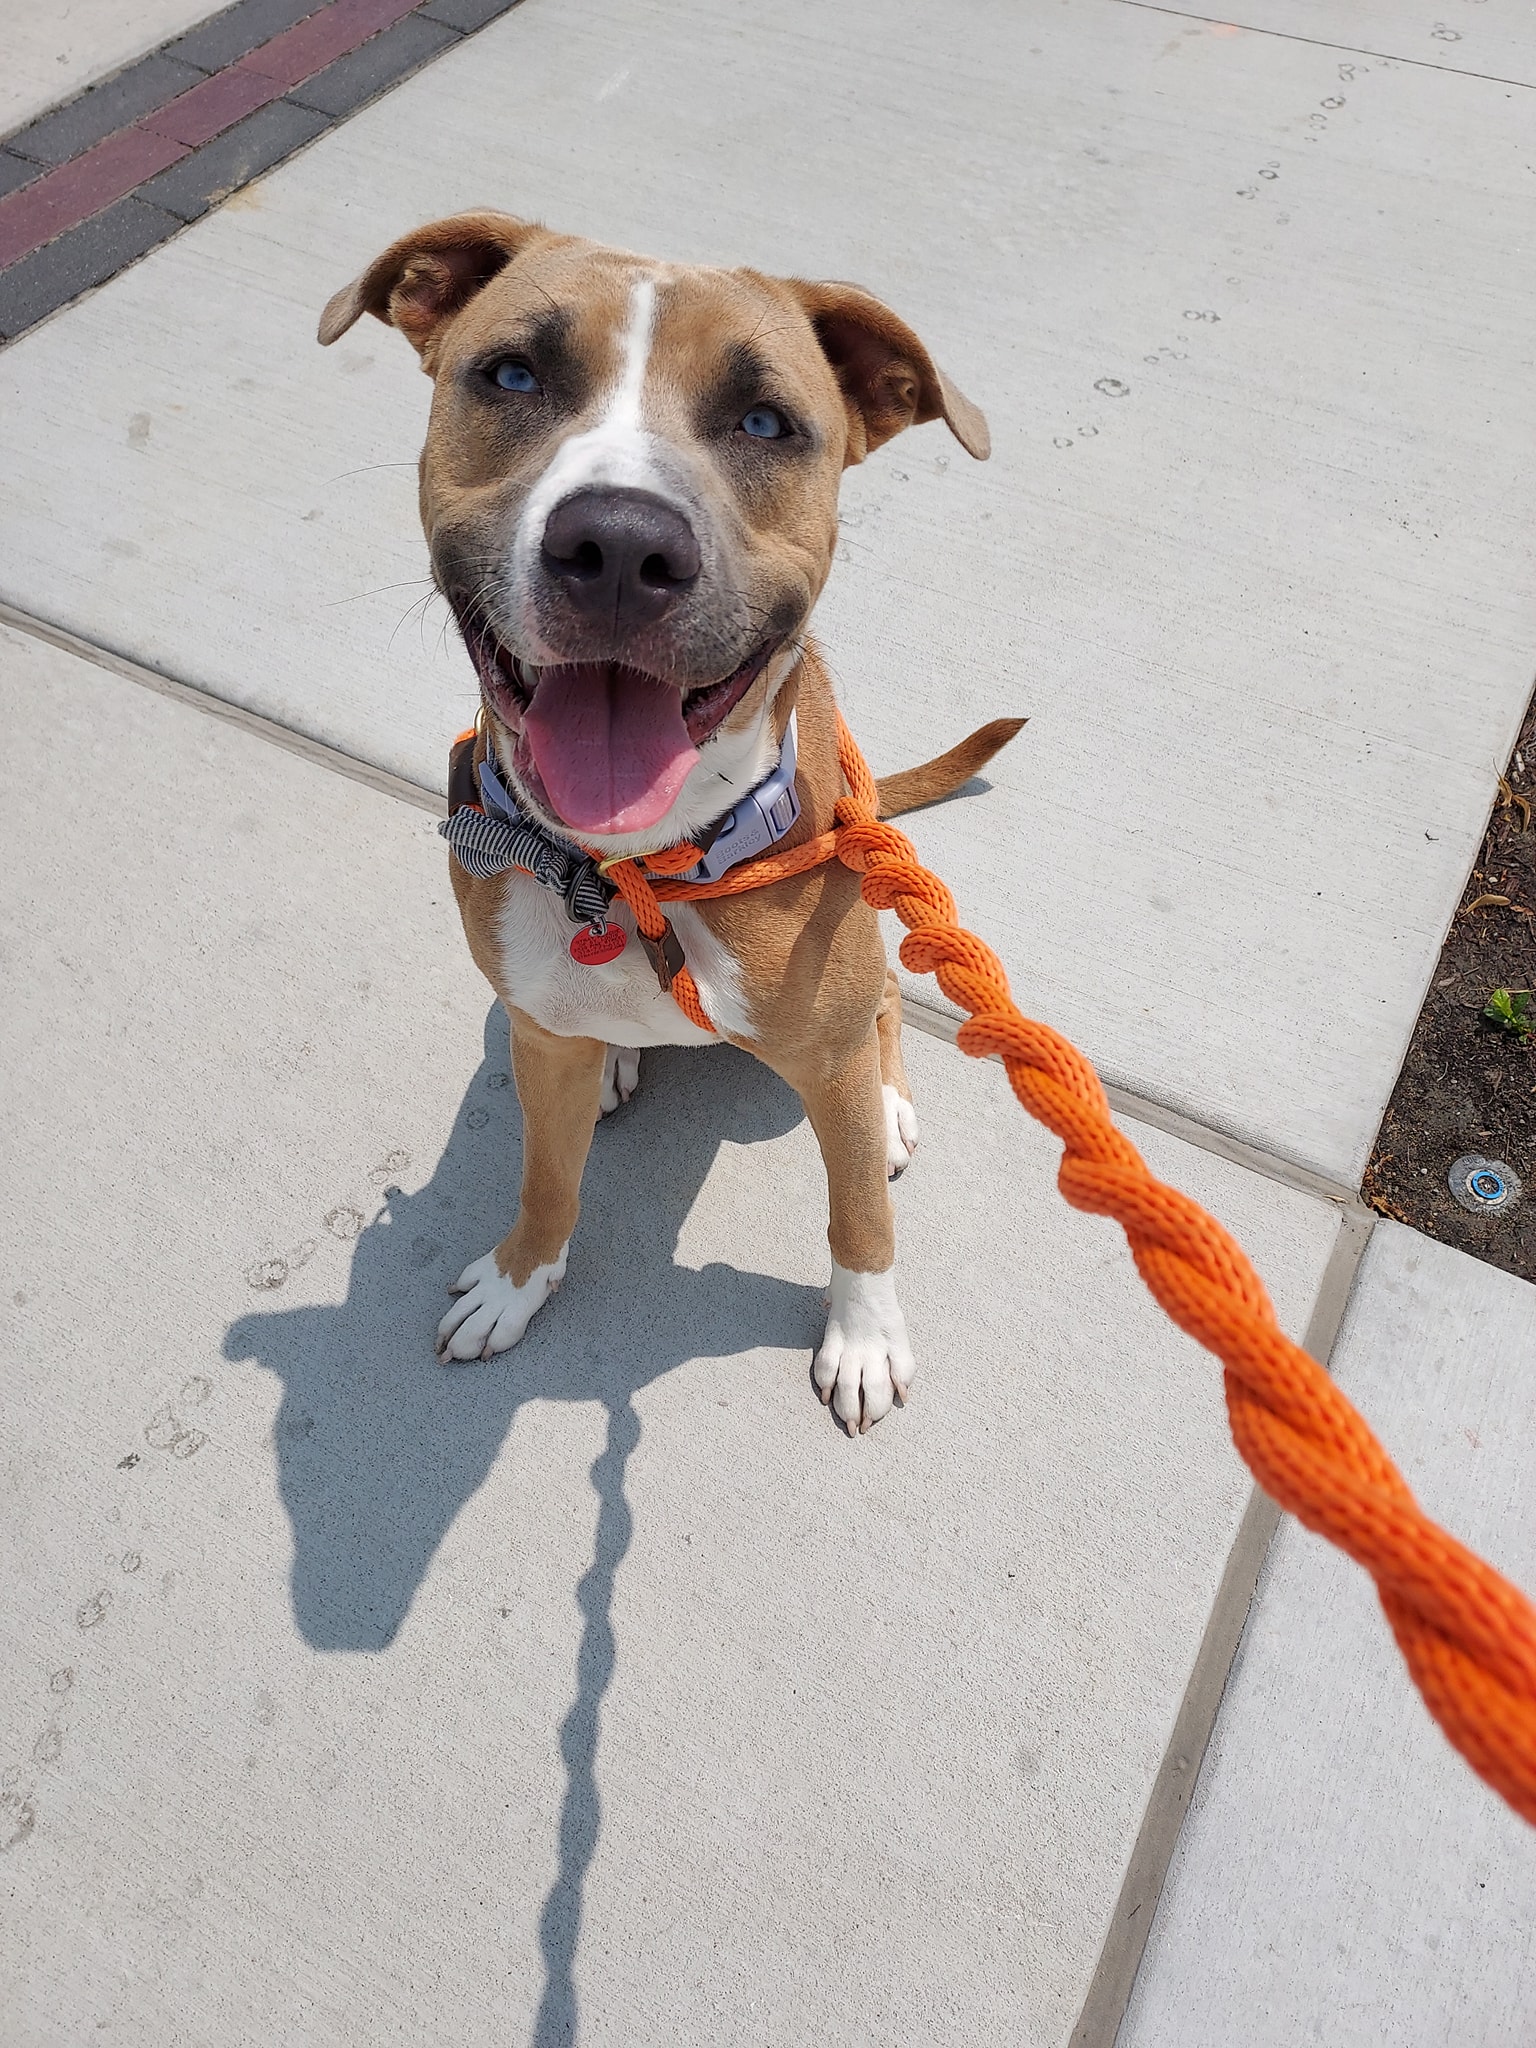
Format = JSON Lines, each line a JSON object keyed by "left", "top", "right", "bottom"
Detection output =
{"left": 1448, "top": 1155, "right": 1522, "bottom": 1214}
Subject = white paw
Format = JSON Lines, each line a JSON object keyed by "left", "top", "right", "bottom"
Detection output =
{"left": 813, "top": 1263, "right": 915, "bottom": 1433}
{"left": 436, "top": 1245, "right": 567, "bottom": 1362}
{"left": 883, "top": 1084, "right": 918, "bottom": 1179}
{"left": 599, "top": 1046, "right": 642, "bottom": 1116}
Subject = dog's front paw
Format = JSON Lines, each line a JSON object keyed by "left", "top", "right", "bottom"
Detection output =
{"left": 883, "top": 1084, "right": 918, "bottom": 1178}
{"left": 436, "top": 1246, "right": 567, "bottom": 1362}
{"left": 599, "top": 1046, "right": 641, "bottom": 1116}
{"left": 813, "top": 1263, "right": 915, "bottom": 1434}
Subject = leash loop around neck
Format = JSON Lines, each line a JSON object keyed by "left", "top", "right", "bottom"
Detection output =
{"left": 440, "top": 714, "right": 808, "bottom": 1019}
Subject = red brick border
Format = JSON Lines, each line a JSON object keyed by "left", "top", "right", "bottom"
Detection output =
{"left": 0, "top": 0, "right": 424, "bottom": 270}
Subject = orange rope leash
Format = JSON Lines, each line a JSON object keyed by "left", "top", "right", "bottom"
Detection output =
{"left": 604, "top": 714, "right": 1536, "bottom": 1824}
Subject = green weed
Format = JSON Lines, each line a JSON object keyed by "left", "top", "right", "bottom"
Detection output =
{"left": 1482, "top": 988, "right": 1535, "bottom": 1039}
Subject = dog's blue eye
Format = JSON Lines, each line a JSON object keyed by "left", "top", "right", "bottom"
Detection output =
{"left": 493, "top": 360, "right": 540, "bottom": 393}
{"left": 740, "top": 406, "right": 786, "bottom": 439}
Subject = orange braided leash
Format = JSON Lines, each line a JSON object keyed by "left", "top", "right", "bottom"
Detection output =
{"left": 608, "top": 713, "right": 1536, "bottom": 1823}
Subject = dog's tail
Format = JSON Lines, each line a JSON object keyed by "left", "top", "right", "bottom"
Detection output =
{"left": 874, "top": 717, "right": 1026, "bottom": 820}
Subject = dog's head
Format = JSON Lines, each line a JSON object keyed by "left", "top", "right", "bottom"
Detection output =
{"left": 320, "top": 211, "right": 988, "bottom": 849}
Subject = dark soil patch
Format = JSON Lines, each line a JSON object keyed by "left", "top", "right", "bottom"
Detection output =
{"left": 1364, "top": 692, "right": 1536, "bottom": 1281}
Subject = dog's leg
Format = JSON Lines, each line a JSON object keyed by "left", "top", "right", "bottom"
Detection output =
{"left": 876, "top": 968, "right": 918, "bottom": 1178}
{"left": 792, "top": 1029, "right": 915, "bottom": 1434}
{"left": 598, "top": 1045, "right": 641, "bottom": 1116}
{"left": 437, "top": 1014, "right": 606, "bottom": 1362}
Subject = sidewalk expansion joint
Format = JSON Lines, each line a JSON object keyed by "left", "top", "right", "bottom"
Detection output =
{"left": 0, "top": 598, "right": 448, "bottom": 817}
{"left": 1070, "top": 1197, "right": 1375, "bottom": 2048}
{"left": 898, "top": 995, "right": 1361, "bottom": 1209}
{"left": 0, "top": 594, "right": 1368, "bottom": 1213}
{"left": 1109, "top": 0, "right": 1536, "bottom": 93}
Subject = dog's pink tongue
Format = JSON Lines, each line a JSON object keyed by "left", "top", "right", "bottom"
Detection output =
{"left": 523, "top": 664, "right": 700, "bottom": 834}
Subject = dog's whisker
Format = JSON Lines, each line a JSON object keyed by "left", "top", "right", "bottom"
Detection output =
{"left": 319, "top": 461, "right": 420, "bottom": 485}
{"left": 387, "top": 590, "right": 441, "bottom": 657}
{"left": 328, "top": 578, "right": 435, "bottom": 608}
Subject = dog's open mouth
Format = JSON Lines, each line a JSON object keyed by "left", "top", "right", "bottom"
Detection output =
{"left": 457, "top": 615, "right": 774, "bottom": 837}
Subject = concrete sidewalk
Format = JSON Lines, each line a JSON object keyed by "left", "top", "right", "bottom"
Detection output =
{"left": 1, "top": 628, "right": 1341, "bottom": 2042}
{"left": 3, "top": 0, "right": 1534, "bottom": 1181}
{"left": 2, "top": 1, "right": 1535, "bottom": 2042}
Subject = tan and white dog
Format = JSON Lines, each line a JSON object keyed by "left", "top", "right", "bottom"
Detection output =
{"left": 320, "top": 211, "right": 1021, "bottom": 1433}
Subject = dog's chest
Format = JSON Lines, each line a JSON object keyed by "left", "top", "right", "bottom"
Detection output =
{"left": 491, "top": 873, "right": 752, "bottom": 1048}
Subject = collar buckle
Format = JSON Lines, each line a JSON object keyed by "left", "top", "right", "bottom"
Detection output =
{"left": 665, "top": 712, "right": 800, "bottom": 885}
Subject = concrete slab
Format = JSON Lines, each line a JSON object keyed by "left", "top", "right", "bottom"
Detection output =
{"left": 1121, "top": 1221, "right": 1536, "bottom": 2048}
{"left": 0, "top": 0, "right": 1530, "bottom": 1187}
{"left": 0, "top": 0, "right": 217, "bottom": 137}
{"left": 0, "top": 622, "right": 1343, "bottom": 2044}
{"left": 1208, "top": 1, "right": 1536, "bottom": 87}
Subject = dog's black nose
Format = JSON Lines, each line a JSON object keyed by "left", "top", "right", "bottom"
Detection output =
{"left": 540, "top": 488, "right": 701, "bottom": 628}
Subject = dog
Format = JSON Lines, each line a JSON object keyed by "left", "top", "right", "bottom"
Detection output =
{"left": 320, "top": 211, "right": 1022, "bottom": 1433}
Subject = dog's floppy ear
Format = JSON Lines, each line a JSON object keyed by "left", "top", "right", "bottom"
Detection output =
{"left": 786, "top": 279, "right": 989, "bottom": 463}
{"left": 318, "top": 210, "right": 545, "bottom": 360}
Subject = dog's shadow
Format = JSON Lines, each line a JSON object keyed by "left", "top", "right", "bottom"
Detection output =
{"left": 223, "top": 1005, "right": 819, "bottom": 2045}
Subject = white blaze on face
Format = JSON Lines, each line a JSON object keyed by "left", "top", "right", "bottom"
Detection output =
{"left": 508, "top": 273, "right": 663, "bottom": 642}
{"left": 608, "top": 273, "right": 655, "bottom": 437}
{"left": 497, "top": 265, "right": 788, "bottom": 861}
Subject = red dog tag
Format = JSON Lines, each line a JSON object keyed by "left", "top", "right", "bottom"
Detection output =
{"left": 570, "top": 924, "right": 627, "bottom": 966}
